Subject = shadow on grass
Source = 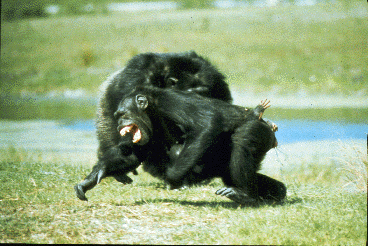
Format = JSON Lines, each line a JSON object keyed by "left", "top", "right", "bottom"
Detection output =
{"left": 285, "top": 197, "right": 303, "bottom": 205}
{"left": 130, "top": 197, "right": 295, "bottom": 209}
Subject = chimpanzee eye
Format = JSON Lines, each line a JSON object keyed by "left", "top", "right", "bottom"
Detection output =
{"left": 167, "top": 77, "right": 178, "bottom": 87}
{"left": 136, "top": 98, "right": 144, "bottom": 106}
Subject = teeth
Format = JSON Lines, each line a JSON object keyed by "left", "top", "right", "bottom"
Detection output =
{"left": 132, "top": 129, "right": 142, "bottom": 143}
{"left": 120, "top": 125, "right": 142, "bottom": 143}
{"left": 120, "top": 125, "right": 133, "bottom": 136}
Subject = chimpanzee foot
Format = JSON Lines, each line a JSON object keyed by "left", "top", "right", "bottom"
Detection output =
{"left": 216, "top": 187, "right": 257, "bottom": 204}
{"left": 74, "top": 183, "right": 88, "bottom": 201}
{"left": 74, "top": 168, "right": 106, "bottom": 201}
{"left": 254, "top": 99, "right": 271, "bottom": 120}
{"left": 271, "top": 122, "right": 278, "bottom": 132}
{"left": 267, "top": 120, "right": 278, "bottom": 132}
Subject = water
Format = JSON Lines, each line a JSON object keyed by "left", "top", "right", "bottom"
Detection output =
{"left": 62, "top": 119, "right": 367, "bottom": 145}
{"left": 275, "top": 120, "right": 367, "bottom": 144}
{"left": 62, "top": 120, "right": 96, "bottom": 131}
{"left": 0, "top": 119, "right": 364, "bottom": 171}
{"left": 0, "top": 119, "right": 364, "bottom": 155}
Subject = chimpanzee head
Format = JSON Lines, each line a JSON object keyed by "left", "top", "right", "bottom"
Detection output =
{"left": 140, "top": 52, "right": 231, "bottom": 102}
{"left": 114, "top": 94, "right": 153, "bottom": 146}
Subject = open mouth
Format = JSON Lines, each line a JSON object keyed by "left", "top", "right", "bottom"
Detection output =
{"left": 119, "top": 124, "right": 142, "bottom": 143}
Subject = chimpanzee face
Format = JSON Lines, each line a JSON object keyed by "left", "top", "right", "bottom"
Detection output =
{"left": 114, "top": 94, "right": 153, "bottom": 146}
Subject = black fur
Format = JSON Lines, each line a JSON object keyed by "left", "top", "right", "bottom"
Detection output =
{"left": 113, "top": 86, "right": 286, "bottom": 204}
{"left": 74, "top": 51, "right": 232, "bottom": 201}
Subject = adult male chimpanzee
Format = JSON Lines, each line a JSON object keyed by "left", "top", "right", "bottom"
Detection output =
{"left": 74, "top": 51, "right": 232, "bottom": 201}
{"left": 110, "top": 86, "right": 286, "bottom": 204}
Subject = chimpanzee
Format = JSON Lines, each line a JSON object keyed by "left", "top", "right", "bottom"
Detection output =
{"left": 74, "top": 51, "right": 232, "bottom": 201}
{"left": 110, "top": 86, "right": 286, "bottom": 204}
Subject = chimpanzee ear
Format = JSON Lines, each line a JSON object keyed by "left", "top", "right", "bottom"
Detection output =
{"left": 136, "top": 94, "right": 149, "bottom": 109}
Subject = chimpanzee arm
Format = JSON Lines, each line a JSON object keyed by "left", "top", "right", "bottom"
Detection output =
{"left": 215, "top": 138, "right": 260, "bottom": 204}
{"left": 228, "top": 133, "right": 260, "bottom": 199}
{"left": 74, "top": 146, "right": 141, "bottom": 201}
{"left": 165, "top": 118, "right": 222, "bottom": 188}
{"left": 216, "top": 173, "right": 286, "bottom": 204}
{"left": 215, "top": 187, "right": 257, "bottom": 204}
{"left": 187, "top": 86, "right": 209, "bottom": 95}
{"left": 215, "top": 141, "right": 261, "bottom": 204}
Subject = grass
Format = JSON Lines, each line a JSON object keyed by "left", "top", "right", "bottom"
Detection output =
{"left": 0, "top": 94, "right": 97, "bottom": 120}
{"left": 336, "top": 145, "right": 368, "bottom": 192}
{"left": 1, "top": 2, "right": 367, "bottom": 95}
{"left": 1, "top": 92, "right": 368, "bottom": 122}
{"left": 0, "top": 144, "right": 366, "bottom": 244}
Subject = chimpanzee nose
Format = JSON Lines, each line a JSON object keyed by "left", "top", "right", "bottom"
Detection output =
{"left": 114, "top": 109, "right": 123, "bottom": 118}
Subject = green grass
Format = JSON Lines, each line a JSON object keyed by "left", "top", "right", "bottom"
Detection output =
{"left": 267, "top": 107, "right": 368, "bottom": 124}
{"left": 0, "top": 146, "right": 366, "bottom": 244}
{"left": 1, "top": 2, "right": 367, "bottom": 95}
{"left": 1, "top": 93, "right": 368, "bottom": 123}
{"left": 0, "top": 94, "right": 97, "bottom": 120}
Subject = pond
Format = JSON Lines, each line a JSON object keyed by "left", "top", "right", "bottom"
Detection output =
{"left": 0, "top": 119, "right": 364, "bottom": 173}
{"left": 274, "top": 120, "right": 366, "bottom": 144}
{"left": 1, "top": 119, "right": 364, "bottom": 154}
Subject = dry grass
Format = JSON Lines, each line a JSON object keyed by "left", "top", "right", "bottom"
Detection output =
{"left": 336, "top": 141, "right": 368, "bottom": 192}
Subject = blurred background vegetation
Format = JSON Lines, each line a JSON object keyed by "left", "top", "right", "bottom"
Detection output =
{"left": 1, "top": 0, "right": 367, "bottom": 119}
{"left": 1, "top": 0, "right": 363, "bottom": 20}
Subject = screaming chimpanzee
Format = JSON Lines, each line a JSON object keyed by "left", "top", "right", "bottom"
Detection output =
{"left": 111, "top": 86, "right": 286, "bottom": 204}
{"left": 74, "top": 51, "right": 232, "bottom": 201}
